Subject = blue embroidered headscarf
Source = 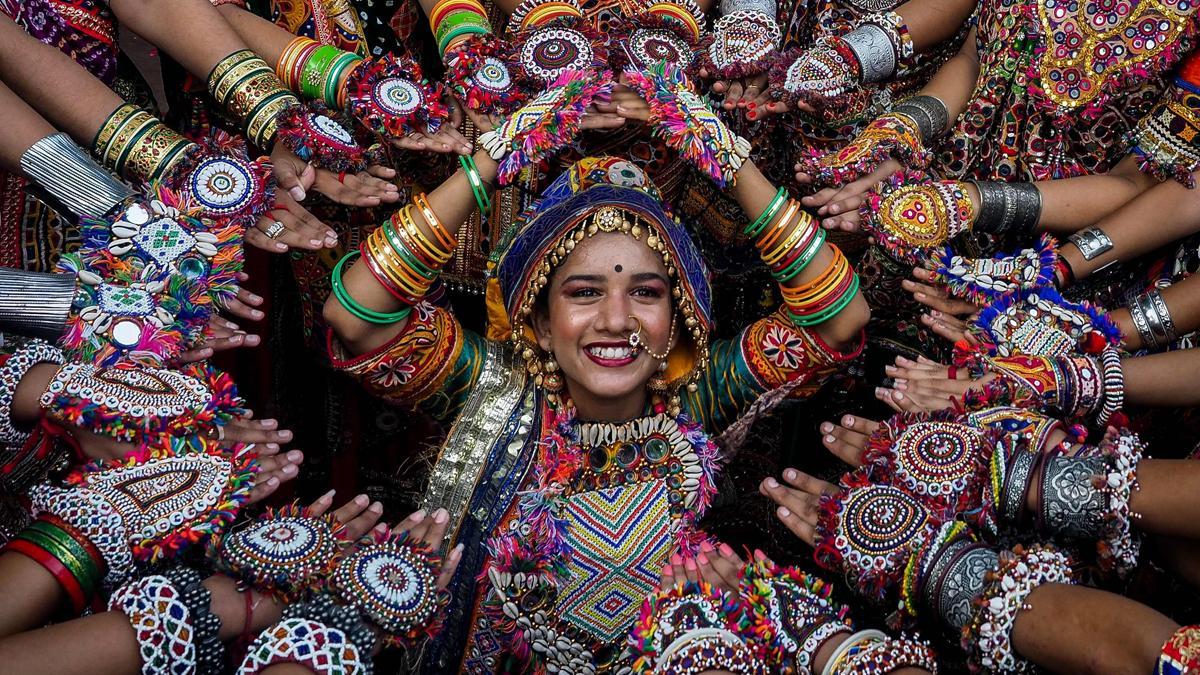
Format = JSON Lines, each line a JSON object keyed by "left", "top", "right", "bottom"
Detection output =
{"left": 487, "top": 157, "right": 713, "bottom": 390}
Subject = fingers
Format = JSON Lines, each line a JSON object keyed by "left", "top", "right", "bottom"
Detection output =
{"left": 391, "top": 133, "right": 429, "bottom": 152}
{"left": 920, "top": 311, "right": 971, "bottom": 344}
{"left": 901, "top": 278, "right": 981, "bottom": 317}
{"left": 429, "top": 125, "right": 473, "bottom": 155}
{"left": 874, "top": 386, "right": 953, "bottom": 413}
{"left": 246, "top": 451, "right": 302, "bottom": 504}
{"left": 333, "top": 494, "right": 385, "bottom": 540}
{"left": 723, "top": 80, "right": 744, "bottom": 109}
{"left": 759, "top": 473, "right": 827, "bottom": 547}
{"left": 819, "top": 416, "right": 872, "bottom": 467}
{"left": 308, "top": 488, "right": 337, "bottom": 517}
{"left": 221, "top": 290, "right": 265, "bottom": 323}
{"left": 366, "top": 164, "right": 396, "bottom": 180}
{"left": 437, "top": 544, "right": 464, "bottom": 590}
{"left": 223, "top": 417, "right": 294, "bottom": 453}
{"left": 310, "top": 167, "right": 399, "bottom": 206}
{"left": 390, "top": 509, "right": 427, "bottom": 537}
{"left": 695, "top": 541, "right": 741, "bottom": 593}
{"left": 737, "top": 75, "right": 767, "bottom": 108}
{"left": 802, "top": 186, "right": 840, "bottom": 209}
{"left": 174, "top": 345, "right": 214, "bottom": 364}
{"left": 660, "top": 560, "right": 679, "bottom": 589}
{"left": 271, "top": 152, "right": 308, "bottom": 202}
{"left": 417, "top": 507, "right": 450, "bottom": 548}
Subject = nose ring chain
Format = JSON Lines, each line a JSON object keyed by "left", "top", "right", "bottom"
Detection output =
{"left": 627, "top": 315, "right": 675, "bottom": 361}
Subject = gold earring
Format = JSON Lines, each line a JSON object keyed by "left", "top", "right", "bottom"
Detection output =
{"left": 543, "top": 352, "right": 563, "bottom": 394}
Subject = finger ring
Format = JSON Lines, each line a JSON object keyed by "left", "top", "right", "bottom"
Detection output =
{"left": 264, "top": 220, "right": 286, "bottom": 239}
{"left": 337, "top": 171, "right": 347, "bottom": 184}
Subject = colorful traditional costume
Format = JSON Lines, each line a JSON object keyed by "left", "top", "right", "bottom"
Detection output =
{"left": 330, "top": 157, "right": 862, "bottom": 673}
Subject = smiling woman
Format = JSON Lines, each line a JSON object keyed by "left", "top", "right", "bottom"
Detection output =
{"left": 324, "top": 150, "right": 868, "bottom": 673}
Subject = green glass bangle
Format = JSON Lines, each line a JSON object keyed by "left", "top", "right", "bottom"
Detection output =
{"left": 324, "top": 52, "right": 362, "bottom": 107}
{"left": 382, "top": 219, "right": 438, "bottom": 279}
{"left": 787, "top": 273, "right": 860, "bottom": 327}
{"left": 24, "top": 520, "right": 101, "bottom": 591}
{"left": 438, "top": 24, "right": 490, "bottom": 56}
{"left": 301, "top": 46, "right": 342, "bottom": 101}
{"left": 435, "top": 11, "right": 489, "bottom": 43}
{"left": 16, "top": 527, "right": 99, "bottom": 598}
{"left": 459, "top": 155, "right": 492, "bottom": 213}
{"left": 332, "top": 251, "right": 414, "bottom": 324}
{"left": 772, "top": 226, "right": 827, "bottom": 282}
{"left": 744, "top": 186, "right": 788, "bottom": 237}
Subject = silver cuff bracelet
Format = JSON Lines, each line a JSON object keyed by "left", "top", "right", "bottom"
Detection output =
{"left": 19, "top": 133, "right": 134, "bottom": 220}
{"left": 0, "top": 269, "right": 76, "bottom": 341}
{"left": 1068, "top": 226, "right": 1114, "bottom": 261}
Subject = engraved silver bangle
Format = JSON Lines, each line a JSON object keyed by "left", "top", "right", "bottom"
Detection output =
{"left": 0, "top": 269, "right": 76, "bottom": 341}
{"left": 1040, "top": 454, "right": 1108, "bottom": 540}
{"left": 1001, "top": 445, "right": 1037, "bottom": 525}
{"left": 1010, "top": 182, "right": 1042, "bottom": 236}
{"left": 1129, "top": 295, "right": 1160, "bottom": 350}
{"left": 1068, "top": 226, "right": 1114, "bottom": 261}
{"left": 972, "top": 181, "right": 1041, "bottom": 235}
{"left": 892, "top": 95, "right": 949, "bottom": 144}
{"left": 1137, "top": 292, "right": 1171, "bottom": 347}
{"left": 19, "top": 133, "right": 134, "bottom": 220}
{"left": 1146, "top": 289, "right": 1178, "bottom": 344}
{"left": 719, "top": 0, "right": 775, "bottom": 18}
{"left": 842, "top": 22, "right": 896, "bottom": 83}
{"left": 924, "top": 539, "right": 998, "bottom": 631}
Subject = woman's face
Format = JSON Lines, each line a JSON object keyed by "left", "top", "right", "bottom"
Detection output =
{"left": 532, "top": 232, "right": 677, "bottom": 419}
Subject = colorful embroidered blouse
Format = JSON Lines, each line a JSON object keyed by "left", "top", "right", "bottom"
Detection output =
{"left": 330, "top": 304, "right": 862, "bottom": 432}
{"left": 937, "top": 0, "right": 1199, "bottom": 181}
{"left": 328, "top": 305, "right": 862, "bottom": 673}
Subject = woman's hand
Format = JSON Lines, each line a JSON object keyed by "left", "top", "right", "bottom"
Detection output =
{"left": 903, "top": 268, "right": 983, "bottom": 344}
{"left": 245, "top": 445, "right": 304, "bottom": 504}
{"left": 759, "top": 469, "right": 839, "bottom": 546}
{"left": 819, "top": 414, "right": 880, "bottom": 467}
{"left": 601, "top": 84, "right": 651, "bottom": 124}
{"left": 174, "top": 314, "right": 261, "bottom": 364}
{"left": 388, "top": 508, "right": 464, "bottom": 590}
{"left": 876, "top": 355, "right": 992, "bottom": 413}
{"left": 660, "top": 541, "right": 745, "bottom": 593}
{"left": 308, "top": 490, "right": 387, "bottom": 541}
{"left": 247, "top": 191, "right": 338, "bottom": 253}
{"left": 702, "top": 69, "right": 770, "bottom": 112}
{"left": 797, "top": 159, "right": 900, "bottom": 232}
{"left": 270, "top": 143, "right": 400, "bottom": 207}
{"left": 389, "top": 98, "right": 474, "bottom": 155}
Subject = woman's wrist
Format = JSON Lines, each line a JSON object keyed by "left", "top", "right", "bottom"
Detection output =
{"left": 12, "top": 362, "right": 57, "bottom": 426}
{"left": 204, "top": 574, "right": 283, "bottom": 641}
{"left": 812, "top": 631, "right": 853, "bottom": 674}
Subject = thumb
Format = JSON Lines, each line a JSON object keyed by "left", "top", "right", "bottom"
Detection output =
{"left": 274, "top": 158, "right": 308, "bottom": 202}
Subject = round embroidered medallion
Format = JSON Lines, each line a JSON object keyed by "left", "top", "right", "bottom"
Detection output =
{"left": 188, "top": 156, "right": 258, "bottom": 215}
{"left": 892, "top": 421, "right": 982, "bottom": 497}
{"left": 519, "top": 27, "right": 594, "bottom": 82}
{"left": 373, "top": 77, "right": 424, "bottom": 117}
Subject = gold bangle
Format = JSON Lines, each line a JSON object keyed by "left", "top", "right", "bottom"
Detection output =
{"left": 105, "top": 111, "right": 157, "bottom": 171}
{"left": 207, "top": 49, "right": 257, "bottom": 97}
{"left": 125, "top": 125, "right": 193, "bottom": 183}
{"left": 246, "top": 91, "right": 300, "bottom": 148}
{"left": 91, "top": 103, "right": 139, "bottom": 158}
{"left": 367, "top": 231, "right": 430, "bottom": 296}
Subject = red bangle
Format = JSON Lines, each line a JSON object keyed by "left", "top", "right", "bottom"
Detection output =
{"left": 337, "top": 171, "right": 347, "bottom": 183}
{"left": 3, "top": 538, "right": 87, "bottom": 615}
{"left": 948, "top": 365, "right": 958, "bottom": 380}
{"left": 38, "top": 513, "right": 106, "bottom": 577}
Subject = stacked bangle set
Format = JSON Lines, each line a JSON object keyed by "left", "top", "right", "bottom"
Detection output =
{"left": 4, "top": 514, "right": 106, "bottom": 615}
{"left": 276, "top": 36, "right": 365, "bottom": 109}
{"left": 90, "top": 103, "right": 194, "bottom": 183}
{"left": 208, "top": 49, "right": 300, "bottom": 148}
{"left": 430, "top": 0, "right": 493, "bottom": 58}
{"left": 748, "top": 188, "right": 857, "bottom": 327}
{"left": 334, "top": 193, "right": 458, "bottom": 324}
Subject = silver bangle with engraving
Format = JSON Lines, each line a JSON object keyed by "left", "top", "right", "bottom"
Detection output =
{"left": 1068, "top": 226, "right": 1114, "bottom": 261}
{"left": 1129, "top": 294, "right": 1159, "bottom": 350}
{"left": 1146, "top": 289, "right": 1177, "bottom": 344}
{"left": 1040, "top": 454, "right": 1108, "bottom": 540}
{"left": 719, "top": 0, "right": 775, "bottom": 17}
{"left": 892, "top": 95, "right": 949, "bottom": 144}
{"left": 19, "top": 133, "right": 134, "bottom": 220}
{"left": 842, "top": 22, "right": 896, "bottom": 83}
{"left": 923, "top": 538, "right": 999, "bottom": 630}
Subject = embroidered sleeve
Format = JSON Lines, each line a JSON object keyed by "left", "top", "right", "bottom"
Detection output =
{"left": 1131, "top": 49, "right": 1200, "bottom": 187}
{"left": 327, "top": 302, "right": 487, "bottom": 422}
{"left": 684, "top": 308, "right": 864, "bottom": 431}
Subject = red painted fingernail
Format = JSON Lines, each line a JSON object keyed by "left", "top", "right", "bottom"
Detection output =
{"left": 662, "top": 564, "right": 673, "bottom": 576}
{"left": 700, "top": 541, "right": 714, "bottom": 552}
{"left": 697, "top": 552, "right": 709, "bottom": 565}
{"left": 719, "top": 543, "right": 735, "bottom": 557}
{"left": 671, "top": 553, "right": 683, "bottom": 565}
{"left": 684, "top": 557, "right": 697, "bottom": 571}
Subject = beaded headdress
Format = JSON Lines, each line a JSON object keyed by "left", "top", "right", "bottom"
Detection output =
{"left": 488, "top": 156, "right": 713, "bottom": 390}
